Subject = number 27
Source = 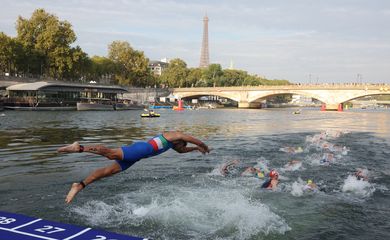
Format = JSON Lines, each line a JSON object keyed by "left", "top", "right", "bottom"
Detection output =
{"left": 35, "top": 225, "right": 65, "bottom": 234}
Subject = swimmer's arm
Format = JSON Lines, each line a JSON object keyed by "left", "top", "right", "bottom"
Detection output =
{"left": 165, "top": 131, "right": 210, "bottom": 153}
{"left": 173, "top": 146, "right": 199, "bottom": 153}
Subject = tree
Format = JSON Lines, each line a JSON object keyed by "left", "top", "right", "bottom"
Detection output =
{"left": 203, "top": 64, "right": 223, "bottom": 87}
{"left": 0, "top": 32, "right": 13, "bottom": 73}
{"left": 89, "top": 56, "right": 116, "bottom": 81}
{"left": 108, "top": 40, "right": 151, "bottom": 86}
{"left": 159, "top": 58, "right": 189, "bottom": 87}
{"left": 68, "top": 46, "right": 91, "bottom": 81}
{"left": 187, "top": 68, "right": 202, "bottom": 87}
{"left": 16, "top": 8, "right": 78, "bottom": 79}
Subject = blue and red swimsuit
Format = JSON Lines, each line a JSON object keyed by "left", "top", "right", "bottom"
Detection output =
{"left": 116, "top": 134, "right": 173, "bottom": 171}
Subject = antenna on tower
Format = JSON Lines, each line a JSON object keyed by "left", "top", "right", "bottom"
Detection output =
{"left": 229, "top": 59, "right": 234, "bottom": 69}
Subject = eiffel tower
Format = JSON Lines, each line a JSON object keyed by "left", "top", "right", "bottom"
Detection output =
{"left": 199, "top": 14, "right": 209, "bottom": 68}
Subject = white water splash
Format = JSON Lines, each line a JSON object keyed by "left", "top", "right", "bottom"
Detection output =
{"left": 72, "top": 187, "right": 290, "bottom": 239}
{"left": 341, "top": 175, "right": 375, "bottom": 198}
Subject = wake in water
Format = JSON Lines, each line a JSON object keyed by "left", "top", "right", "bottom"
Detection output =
{"left": 71, "top": 185, "right": 291, "bottom": 239}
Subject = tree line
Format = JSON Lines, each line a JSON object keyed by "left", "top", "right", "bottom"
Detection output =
{"left": 0, "top": 9, "right": 290, "bottom": 87}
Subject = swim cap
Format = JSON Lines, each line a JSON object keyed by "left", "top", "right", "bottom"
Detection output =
{"left": 269, "top": 169, "right": 279, "bottom": 178}
{"left": 307, "top": 179, "right": 313, "bottom": 184}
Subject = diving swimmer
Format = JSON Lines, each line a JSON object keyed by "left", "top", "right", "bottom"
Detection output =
{"left": 261, "top": 169, "right": 279, "bottom": 190}
{"left": 58, "top": 131, "right": 210, "bottom": 203}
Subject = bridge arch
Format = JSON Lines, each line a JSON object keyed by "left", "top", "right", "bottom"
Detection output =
{"left": 248, "top": 90, "right": 326, "bottom": 104}
{"left": 338, "top": 92, "right": 390, "bottom": 104}
{"left": 175, "top": 92, "right": 240, "bottom": 102}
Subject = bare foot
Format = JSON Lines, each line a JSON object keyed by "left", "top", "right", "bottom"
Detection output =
{"left": 58, "top": 142, "right": 80, "bottom": 153}
{"left": 65, "top": 183, "right": 84, "bottom": 204}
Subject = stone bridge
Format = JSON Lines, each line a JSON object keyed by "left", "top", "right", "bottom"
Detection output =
{"left": 172, "top": 84, "right": 390, "bottom": 110}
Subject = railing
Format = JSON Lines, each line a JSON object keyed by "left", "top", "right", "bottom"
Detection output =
{"left": 174, "top": 83, "right": 390, "bottom": 91}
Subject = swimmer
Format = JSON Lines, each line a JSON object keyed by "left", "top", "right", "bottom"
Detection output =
{"left": 220, "top": 160, "right": 240, "bottom": 176}
{"left": 355, "top": 168, "right": 368, "bottom": 181}
{"left": 320, "top": 153, "right": 334, "bottom": 165}
{"left": 279, "top": 146, "right": 303, "bottom": 154}
{"left": 241, "top": 166, "right": 265, "bottom": 178}
{"left": 283, "top": 160, "right": 302, "bottom": 171}
{"left": 303, "top": 179, "right": 318, "bottom": 191}
{"left": 261, "top": 169, "right": 279, "bottom": 190}
{"left": 330, "top": 145, "right": 349, "bottom": 155}
{"left": 58, "top": 131, "right": 210, "bottom": 203}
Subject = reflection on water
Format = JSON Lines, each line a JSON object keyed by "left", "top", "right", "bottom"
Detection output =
{"left": 0, "top": 108, "right": 389, "bottom": 239}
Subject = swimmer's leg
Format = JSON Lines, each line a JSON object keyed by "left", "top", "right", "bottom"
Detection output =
{"left": 65, "top": 162, "right": 121, "bottom": 204}
{"left": 58, "top": 142, "right": 123, "bottom": 161}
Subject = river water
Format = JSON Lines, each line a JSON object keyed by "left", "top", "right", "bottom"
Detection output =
{"left": 0, "top": 108, "right": 389, "bottom": 239}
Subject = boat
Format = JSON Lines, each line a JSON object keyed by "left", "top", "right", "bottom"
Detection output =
{"left": 4, "top": 81, "right": 127, "bottom": 111}
{"left": 115, "top": 99, "right": 145, "bottom": 110}
{"left": 141, "top": 111, "right": 160, "bottom": 118}
{"left": 77, "top": 98, "right": 115, "bottom": 111}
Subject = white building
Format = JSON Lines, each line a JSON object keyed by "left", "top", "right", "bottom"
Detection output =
{"left": 148, "top": 59, "right": 169, "bottom": 76}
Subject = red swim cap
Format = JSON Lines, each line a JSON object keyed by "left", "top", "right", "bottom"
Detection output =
{"left": 269, "top": 169, "right": 279, "bottom": 178}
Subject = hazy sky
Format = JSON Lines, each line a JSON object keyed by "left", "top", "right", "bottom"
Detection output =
{"left": 1, "top": 0, "right": 389, "bottom": 83}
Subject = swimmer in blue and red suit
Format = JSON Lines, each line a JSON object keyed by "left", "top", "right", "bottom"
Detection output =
{"left": 261, "top": 169, "right": 279, "bottom": 190}
{"left": 58, "top": 131, "right": 210, "bottom": 203}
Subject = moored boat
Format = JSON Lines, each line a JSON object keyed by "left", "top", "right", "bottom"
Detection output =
{"left": 4, "top": 81, "right": 127, "bottom": 111}
{"left": 77, "top": 99, "right": 115, "bottom": 111}
{"left": 115, "top": 100, "right": 145, "bottom": 110}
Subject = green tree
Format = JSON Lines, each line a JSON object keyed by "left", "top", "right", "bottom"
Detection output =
{"left": 0, "top": 32, "right": 14, "bottom": 73}
{"left": 108, "top": 40, "right": 151, "bottom": 86}
{"left": 220, "top": 69, "right": 248, "bottom": 86}
{"left": 68, "top": 46, "right": 91, "bottom": 81}
{"left": 89, "top": 56, "right": 116, "bottom": 81}
{"left": 159, "top": 58, "right": 189, "bottom": 87}
{"left": 202, "top": 64, "right": 223, "bottom": 87}
{"left": 16, "top": 8, "right": 78, "bottom": 79}
{"left": 187, "top": 68, "right": 202, "bottom": 87}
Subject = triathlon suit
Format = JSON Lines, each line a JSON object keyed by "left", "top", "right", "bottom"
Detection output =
{"left": 261, "top": 179, "right": 272, "bottom": 189}
{"left": 116, "top": 134, "right": 173, "bottom": 171}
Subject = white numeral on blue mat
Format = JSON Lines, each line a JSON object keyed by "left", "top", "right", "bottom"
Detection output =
{"left": 35, "top": 225, "right": 66, "bottom": 234}
{"left": 92, "top": 235, "right": 118, "bottom": 240}
{"left": 0, "top": 217, "right": 16, "bottom": 224}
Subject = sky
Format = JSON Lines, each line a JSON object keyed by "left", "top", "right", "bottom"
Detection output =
{"left": 0, "top": 0, "right": 389, "bottom": 83}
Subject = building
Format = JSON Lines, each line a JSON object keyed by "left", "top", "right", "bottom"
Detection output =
{"left": 149, "top": 59, "right": 169, "bottom": 76}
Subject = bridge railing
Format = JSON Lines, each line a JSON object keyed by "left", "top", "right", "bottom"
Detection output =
{"left": 173, "top": 83, "right": 390, "bottom": 91}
